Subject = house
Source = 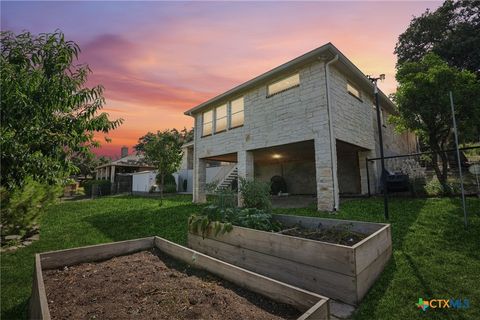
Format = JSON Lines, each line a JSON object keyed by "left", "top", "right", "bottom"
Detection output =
{"left": 95, "top": 147, "right": 155, "bottom": 190}
{"left": 184, "top": 43, "right": 417, "bottom": 211}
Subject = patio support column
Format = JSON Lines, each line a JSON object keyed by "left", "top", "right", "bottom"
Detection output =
{"left": 314, "top": 138, "right": 336, "bottom": 211}
{"left": 110, "top": 165, "right": 116, "bottom": 184}
{"left": 359, "top": 151, "right": 374, "bottom": 195}
{"left": 193, "top": 157, "right": 207, "bottom": 203}
{"left": 237, "top": 150, "right": 254, "bottom": 207}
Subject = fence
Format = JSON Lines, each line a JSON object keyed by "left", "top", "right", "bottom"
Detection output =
{"left": 366, "top": 146, "right": 480, "bottom": 197}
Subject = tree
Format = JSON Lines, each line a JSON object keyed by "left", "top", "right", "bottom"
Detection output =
{"left": 392, "top": 53, "right": 480, "bottom": 192}
{"left": 0, "top": 31, "right": 122, "bottom": 235}
{"left": 0, "top": 31, "right": 123, "bottom": 190}
{"left": 134, "top": 127, "right": 193, "bottom": 153}
{"left": 71, "top": 154, "right": 110, "bottom": 178}
{"left": 395, "top": 0, "right": 480, "bottom": 77}
{"left": 135, "top": 130, "right": 183, "bottom": 202}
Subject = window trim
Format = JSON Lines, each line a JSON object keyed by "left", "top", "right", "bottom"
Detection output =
{"left": 201, "top": 110, "right": 213, "bottom": 137}
{"left": 347, "top": 81, "right": 362, "bottom": 102}
{"left": 229, "top": 97, "right": 244, "bottom": 129}
{"left": 266, "top": 73, "right": 300, "bottom": 98}
{"left": 214, "top": 104, "right": 228, "bottom": 133}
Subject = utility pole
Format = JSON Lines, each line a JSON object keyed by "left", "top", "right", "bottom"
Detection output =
{"left": 367, "top": 74, "right": 389, "bottom": 220}
{"left": 450, "top": 91, "right": 467, "bottom": 228}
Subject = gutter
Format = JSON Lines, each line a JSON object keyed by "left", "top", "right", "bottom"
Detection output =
{"left": 324, "top": 54, "right": 340, "bottom": 211}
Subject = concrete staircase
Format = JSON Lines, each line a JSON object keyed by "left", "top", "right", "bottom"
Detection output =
{"left": 216, "top": 165, "right": 238, "bottom": 190}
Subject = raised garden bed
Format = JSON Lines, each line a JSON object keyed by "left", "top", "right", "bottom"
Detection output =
{"left": 188, "top": 214, "right": 392, "bottom": 305}
{"left": 29, "top": 237, "right": 329, "bottom": 320}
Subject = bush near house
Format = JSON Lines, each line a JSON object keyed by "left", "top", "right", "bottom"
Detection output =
{"left": 238, "top": 178, "right": 272, "bottom": 210}
{"left": 83, "top": 180, "right": 111, "bottom": 197}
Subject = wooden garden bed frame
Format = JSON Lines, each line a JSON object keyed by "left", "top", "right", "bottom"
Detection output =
{"left": 29, "top": 236, "right": 329, "bottom": 320}
{"left": 188, "top": 214, "right": 392, "bottom": 305}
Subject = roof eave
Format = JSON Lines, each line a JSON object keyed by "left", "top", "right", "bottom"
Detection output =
{"left": 184, "top": 42, "right": 397, "bottom": 116}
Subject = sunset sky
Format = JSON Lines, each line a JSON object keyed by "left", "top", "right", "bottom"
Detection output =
{"left": 1, "top": 1, "right": 442, "bottom": 158}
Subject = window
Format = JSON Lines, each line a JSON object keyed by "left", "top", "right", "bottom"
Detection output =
{"left": 347, "top": 82, "right": 361, "bottom": 100}
{"left": 267, "top": 73, "right": 300, "bottom": 96}
{"left": 230, "top": 97, "right": 244, "bottom": 128}
{"left": 381, "top": 109, "right": 387, "bottom": 128}
{"left": 202, "top": 110, "right": 213, "bottom": 136}
{"left": 215, "top": 104, "right": 227, "bottom": 133}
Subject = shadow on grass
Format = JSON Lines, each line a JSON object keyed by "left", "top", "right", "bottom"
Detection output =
{"left": 2, "top": 298, "right": 29, "bottom": 320}
{"left": 83, "top": 201, "right": 199, "bottom": 245}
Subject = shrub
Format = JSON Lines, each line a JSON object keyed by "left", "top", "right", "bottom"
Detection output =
{"left": 425, "top": 177, "right": 461, "bottom": 196}
{"left": 212, "top": 187, "right": 237, "bottom": 209}
{"left": 164, "top": 184, "right": 177, "bottom": 193}
{"left": 83, "top": 179, "right": 111, "bottom": 197}
{"left": 0, "top": 177, "right": 61, "bottom": 236}
{"left": 182, "top": 179, "right": 187, "bottom": 192}
{"left": 238, "top": 177, "right": 271, "bottom": 210}
{"left": 156, "top": 173, "right": 176, "bottom": 186}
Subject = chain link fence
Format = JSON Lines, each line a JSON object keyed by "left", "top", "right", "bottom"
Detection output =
{"left": 366, "top": 146, "right": 480, "bottom": 198}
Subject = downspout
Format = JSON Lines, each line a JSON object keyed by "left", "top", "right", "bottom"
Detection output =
{"left": 324, "top": 55, "right": 340, "bottom": 211}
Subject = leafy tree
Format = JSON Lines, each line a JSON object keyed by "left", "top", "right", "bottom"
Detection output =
{"left": 0, "top": 31, "right": 122, "bottom": 190}
{"left": 71, "top": 153, "right": 110, "bottom": 178}
{"left": 0, "top": 30, "right": 121, "bottom": 235}
{"left": 134, "top": 130, "right": 183, "bottom": 202}
{"left": 392, "top": 53, "right": 480, "bottom": 192}
{"left": 395, "top": 0, "right": 480, "bottom": 77}
{"left": 134, "top": 127, "right": 193, "bottom": 153}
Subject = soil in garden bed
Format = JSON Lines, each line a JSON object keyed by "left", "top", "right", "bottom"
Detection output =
{"left": 43, "top": 249, "right": 302, "bottom": 320}
{"left": 280, "top": 225, "right": 367, "bottom": 246}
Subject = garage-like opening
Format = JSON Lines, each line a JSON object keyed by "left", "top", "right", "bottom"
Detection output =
{"left": 336, "top": 140, "right": 368, "bottom": 196}
{"left": 253, "top": 140, "right": 316, "bottom": 201}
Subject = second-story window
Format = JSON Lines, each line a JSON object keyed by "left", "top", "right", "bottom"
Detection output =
{"left": 267, "top": 73, "right": 300, "bottom": 97}
{"left": 347, "top": 82, "right": 361, "bottom": 100}
{"left": 202, "top": 110, "right": 213, "bottom": 136}
{"left": 215, "top": 104, "right": 227, "bottom": 133}
{"left": 230, "top": 97, "right": 244, "bottom": 128}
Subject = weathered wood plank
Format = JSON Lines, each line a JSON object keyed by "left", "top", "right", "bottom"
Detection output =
{"left": 356, "top": 245, "right": 392, "bottom": 301}
{"left": 40, "top": 237, "right": 154, "bottom": 269}
{"left": 193, "top": 225, "right": 356, "bottom": 276}
{"left": 298, "top": 300, "right": 330, "bottom": 320}
{"left": 273, "top": 214, "right": 383, "bottom": 235}
{"left": 156, "top": 236, "right": 330, "bottom": 313}
{"left": 188, "top": 233, "right": 358, "bottom": 305}
{"left": 28, "top": 255, "right": 51, "bottom": 320}
{"left": 354, "top": 225, "right": 391, "bottom": 275}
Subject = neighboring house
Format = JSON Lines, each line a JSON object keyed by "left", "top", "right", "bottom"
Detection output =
{"left": 95, "top": 147, "right": 155, "bottom": 186}
{"left": 131, "top": 170, "right": 157, "bottom": 194}
{"left": 184, "top": 43, "right": 417, "bottom": 211}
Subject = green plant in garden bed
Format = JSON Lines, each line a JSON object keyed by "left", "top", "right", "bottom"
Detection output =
{"left": 188, "top": 205, "right": 281, "bottom": 238}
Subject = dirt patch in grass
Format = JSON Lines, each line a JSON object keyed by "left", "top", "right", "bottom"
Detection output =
{"left": 280, "top": 226, "right": 367, "bottom": 246}
{"left": 43, "top": 250, "right": 301, "bottom": 320}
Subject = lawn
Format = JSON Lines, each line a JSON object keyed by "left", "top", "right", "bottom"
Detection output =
{"left": 1, "top": 195, "right": 479, "bottom": 319}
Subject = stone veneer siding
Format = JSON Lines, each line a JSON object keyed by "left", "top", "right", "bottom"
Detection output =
{"left": 191, "top": 61, "right": 416, "bottom": 210}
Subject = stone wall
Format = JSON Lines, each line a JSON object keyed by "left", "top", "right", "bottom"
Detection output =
{"left": 255, "top": 160, "right": 317, "bottom": 195}
{"left": 191, "top": 60, "right": 417, "bottom": 209}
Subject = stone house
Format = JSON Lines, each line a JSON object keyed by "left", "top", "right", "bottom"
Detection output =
{"left": 184, "top": 43, "right": 417, "bottom": 211}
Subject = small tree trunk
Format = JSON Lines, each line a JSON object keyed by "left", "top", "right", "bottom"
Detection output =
{"left": 431, "top": 151, "right": 449, "bottom": 194}
{"left": 439, "top": 151, "right": 450, "bottom": 193}
{"left": 160, "top": 173, "right": 165, "bottom": 206}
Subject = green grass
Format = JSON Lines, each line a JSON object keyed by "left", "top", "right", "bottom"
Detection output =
{"left": 1, "top": 195, "right": 479, "bottom": 319}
